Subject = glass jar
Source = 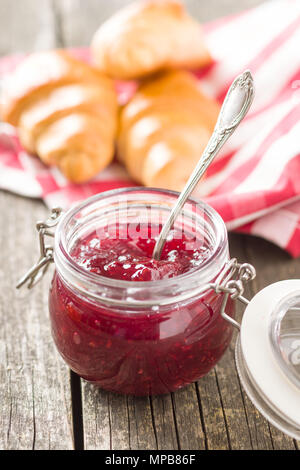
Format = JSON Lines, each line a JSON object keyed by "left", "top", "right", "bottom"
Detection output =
{"left": 47, "top": 187, "right": 235, "bottom": 396}
{"left": 18, "top": 187, "right": 300, "bottom": 436}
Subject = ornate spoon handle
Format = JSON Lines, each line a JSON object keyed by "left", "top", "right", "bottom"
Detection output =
{"left": 152, "top": 70, "right": 254, "bottom": 260}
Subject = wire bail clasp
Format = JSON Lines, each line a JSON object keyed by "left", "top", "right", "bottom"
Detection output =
{"left": 16, "top": 207, "right": 63, "bottom": 289}
{"left": 210, "top": 259, "right": 256, "bottom": 330}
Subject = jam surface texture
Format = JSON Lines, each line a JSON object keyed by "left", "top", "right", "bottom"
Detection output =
{"left": 49, "top": 223, "right": 234, "bottom": 395}
{"left": 71, "top": 223, "right": 211, "bottom": 281}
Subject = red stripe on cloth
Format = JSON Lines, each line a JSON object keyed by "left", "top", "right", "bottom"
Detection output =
{"left": 234, "top": 221, "right": 254, "bottom": 234}
{"left": 192, "top": 61, "right": 216, "bottom": 80}
{"left": 44, "top": 180, "right": 136, "bottom": 208}
{"left": 206, "top": 150, "right": 235, "bottom": 177}
{"left": 283, "top": 156, "right": 300, "bottom": 195}
{"left": 0, "top": 150, "right": 23, "bottom": 170}
{"left": 208, "top": 153, "right": 300, "bottom": 225}
{"left": 286, "top": 222, "right": 300, "bottom": 257}
{"left": 87, "top": 180, "right": 136, "bottom": 194}
{"left": 0, "top": 133, "right": 24, "bottom": 169}
{"left": 277, "top": 67, "right": 300, "bottom": 103}
{"left": 35, "top": 173, "right": 60, "bottom": 194}
{"left": 208, "top": 191, "right": 268, "bottom": 223}
{"left": 205, "top": 194, "right": 235, "bottom": 223}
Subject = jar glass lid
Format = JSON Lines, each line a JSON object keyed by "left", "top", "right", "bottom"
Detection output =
{"left": 238, "top": 279, "right": 300, "bottom": 440}
{"left": 270, "top": 292, "right": 300, "bottom": 390}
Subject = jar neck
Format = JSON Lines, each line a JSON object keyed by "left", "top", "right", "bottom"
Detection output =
{"left": 54, "top": 188, "right": 229, "bottom": 308}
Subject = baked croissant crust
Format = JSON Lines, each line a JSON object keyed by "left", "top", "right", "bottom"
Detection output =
{"left": 0, "top": 50, "right": 118, "bottom": 182}
{"left": 118, "top": 70, "right": 220, "bottom": 191}
{"left": 91, "top": 0, "right": 212, "bottom": 80}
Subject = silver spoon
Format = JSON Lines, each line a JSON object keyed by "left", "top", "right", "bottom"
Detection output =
{"left": 152, "top": 70, "right": 255, "bottom": 260}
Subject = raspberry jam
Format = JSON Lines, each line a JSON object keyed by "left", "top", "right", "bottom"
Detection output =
{"left": 71, "top": 224, "right": 212, "bottom": 281}
{"left": 49, "top": 188, "right": 235, "bottom": 395}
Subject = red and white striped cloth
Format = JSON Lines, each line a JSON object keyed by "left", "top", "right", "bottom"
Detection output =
{"left": 1, "top": 0, "right": 300, "bottom": 256}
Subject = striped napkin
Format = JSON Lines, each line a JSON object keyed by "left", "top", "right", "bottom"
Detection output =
{"left": 0, "top": 0, "right": 300, "bottom": 256}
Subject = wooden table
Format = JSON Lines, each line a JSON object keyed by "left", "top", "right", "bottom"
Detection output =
{"left": 0, "top": 0, "right": 299, "bottom": 451}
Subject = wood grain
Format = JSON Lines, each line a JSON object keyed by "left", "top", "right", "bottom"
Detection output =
{"left": 0, "top": 193, "right": 74, "bottom": 450}
{"left": 0, "top": 0, "right": 74, "bottom": 450}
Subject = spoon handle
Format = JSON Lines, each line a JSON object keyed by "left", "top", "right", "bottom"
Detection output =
{"left": 152, "top": 70, "right": 255, "bottom": 260}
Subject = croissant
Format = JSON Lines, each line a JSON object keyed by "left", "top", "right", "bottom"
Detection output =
{"left": 118, "top": 70, "right": 220, "bottom": 191}
{"left": 0, "top": 50, "right": 118, "bottom": 182}
{"left": 91, "top": 0, "right": 211, "bottom": 80}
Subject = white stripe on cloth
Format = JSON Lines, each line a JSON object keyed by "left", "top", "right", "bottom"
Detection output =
{"left": 249, "top": 25, "right": 300, "bottom": 113}
{"left": 212, "top": 100, "right": 291, "bottom": 158}
{"left": 234, "top": 119, "right": 300, "bottom": 194}
{"left": 251, "top": 203, "right": 300, "bottom": 248}
{"left": 0, "top": 164, "right": 42, "bottom": 197}
{"left": 226, "top": 195, "right": 300, "bottom": 229}
{"left": 194, "top": 98, "right": 297, "bottom": 196}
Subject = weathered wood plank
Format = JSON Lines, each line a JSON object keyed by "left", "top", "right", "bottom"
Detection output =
{"left": 171, "top": 384, "right": 206, "bottom": 450}
{"left": 0, "top": 0, "right": 56, "bottom": 55}
{"left": 0, "top": 0, "right": 74, "bottom": 451}
{"left": 0, "top": 0, "right": 74, "bottom": 450}
{"left": 150, "top": 394, "right": 178, "bottom": 450}
{"left": 81, "top": 385, "right": 111, "bottom": 450}
{"left": 127, "top": 395, "right": 158, "bottom": 449}
{"left": 0, "top": 193, "right": 74, "bottom": 449}
{"left": 196, "top": 369, "right": 230, "bottom": 450}
{"left": 82, "top": 383, "right": 159, "bottom": 450}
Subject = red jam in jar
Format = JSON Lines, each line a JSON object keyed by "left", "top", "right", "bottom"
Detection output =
{"left": 49, "top": 188, "right": 235, "bottom": 396}
{"left": 71, "top": 224, "right": 212, "bottom": 281}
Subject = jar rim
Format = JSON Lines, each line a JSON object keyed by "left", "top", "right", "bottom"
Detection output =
{"left": 54, "top": 187, "right": 228, "bottom": 306}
